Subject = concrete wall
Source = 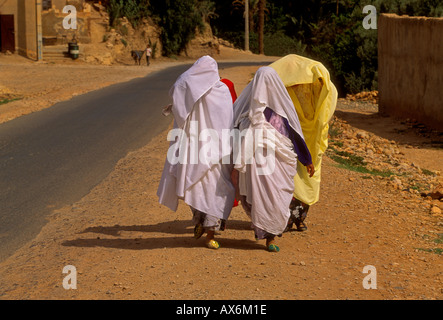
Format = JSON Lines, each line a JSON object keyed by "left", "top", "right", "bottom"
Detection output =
{"left": 17, "top": 0, "right": 39, "bottom": 60}
{"left": 378, "top": 14, "right": 443, "bottom": 130}
{"left": 0, "top": 0, "right": 91, "bottom": 58}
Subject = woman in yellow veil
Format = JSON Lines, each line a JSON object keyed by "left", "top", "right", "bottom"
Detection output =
{"left": 270, "top": 54, "right": 337, "bottom": 231}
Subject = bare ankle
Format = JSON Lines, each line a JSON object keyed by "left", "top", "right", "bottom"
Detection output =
{"left": 206, "top": 230, "right": 215, "bottom": 242}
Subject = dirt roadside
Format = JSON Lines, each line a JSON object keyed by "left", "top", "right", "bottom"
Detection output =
{"left": 0, "top": 50, "right": 441, "bottom": 300}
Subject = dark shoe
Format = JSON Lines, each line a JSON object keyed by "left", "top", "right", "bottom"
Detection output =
{"left": 294, "top": 219, "right": 307, "bottom": 231}
{"left": 289, "top": 197, "right": 309, "bottom": 232}
{"left": 193, "top": 224, "right": 204, "bottom": 239}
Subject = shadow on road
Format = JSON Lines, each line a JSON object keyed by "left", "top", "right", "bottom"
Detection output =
{"left": 334, "top": 109, "right": 442, "bottom": 149}
{"left": 62, "top": 219, "right": 261, "bottom": 251}
{"left": 61, "top": 236, "right": 263, "bottom": 251}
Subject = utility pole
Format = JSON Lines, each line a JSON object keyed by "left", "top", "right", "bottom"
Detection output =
{"left": 245, "top": 0, "right": 249, "bottom": 51}
{"left": 35, "top": 0, "right": 43, "bottom": 61}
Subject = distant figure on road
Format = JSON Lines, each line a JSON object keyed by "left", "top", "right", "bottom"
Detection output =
{"left": 270, "top": 54, "right": 337, "bottom": 232}
{"left": 157, "top": 56, "right": 236, "bottom": 249}
{"left": 232, "top": 66, "right": 314, "bottom": 252}
{"left": 145, "top": 45, "right": 152, "bottom": 66}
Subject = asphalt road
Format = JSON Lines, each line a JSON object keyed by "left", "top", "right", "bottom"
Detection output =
{"left": 0, "top": 61, "right": 271, "bottom": 262}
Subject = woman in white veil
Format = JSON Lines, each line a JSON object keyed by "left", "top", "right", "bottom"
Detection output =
{"left": 233, "top": 67, "right": 314, "bottom": 252}
{"left": 157, "top": 56, "right": 236, "bottom": 249}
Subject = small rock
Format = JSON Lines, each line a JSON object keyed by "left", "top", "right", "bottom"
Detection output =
{"left": 391, "top": 177, "right": 403, "bottom": 189}
{"left": 430, "top": 206, "right": 441, "bottom": 215}
{"left": 356, "top": 131, "right": 368, "bottom": 140}
{"left": 430, "top": 184, "right": 443, "bottom": 200}
{"left": 383, "top": 148, "right": 394, "bottom": 156}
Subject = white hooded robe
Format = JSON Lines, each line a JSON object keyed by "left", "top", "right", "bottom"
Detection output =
{"left": 157, "top": 56, "right": 235, "bottom": 220}
{"left": 233, "top": 66, "right": 307, "bottom": 236}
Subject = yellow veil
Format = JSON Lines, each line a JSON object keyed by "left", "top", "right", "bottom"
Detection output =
{"left": 270, "top": 54, "right": 337, "bottom": 205}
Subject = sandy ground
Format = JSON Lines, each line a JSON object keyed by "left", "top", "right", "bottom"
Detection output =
{"left": 0, "top": 48, "right": 441, "bottom": 300}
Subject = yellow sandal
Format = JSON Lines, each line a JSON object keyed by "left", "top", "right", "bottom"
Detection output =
{"left": 206, "top": 239, "right": 220, "bottom": 249}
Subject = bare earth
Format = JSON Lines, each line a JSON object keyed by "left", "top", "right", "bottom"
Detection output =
{"left": 0, "top": 48, "right": 441, "bottom": 300}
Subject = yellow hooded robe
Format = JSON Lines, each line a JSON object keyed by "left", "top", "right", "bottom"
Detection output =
{"left": 270, "top": 54, "right": 337, "bottom": 205}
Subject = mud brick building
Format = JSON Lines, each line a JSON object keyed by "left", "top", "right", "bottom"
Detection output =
{"left": 378, "top": 14, "right": 443, "bottom": 130}
{"left": 0, "top": 0, "right": 94, "bottom": 60}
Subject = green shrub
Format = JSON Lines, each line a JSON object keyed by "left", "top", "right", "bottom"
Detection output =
{"left": 215, "top": 31, "right": 306, "bottom": 57}
{"left": 107, "top": 0, "right": 123, "bottom": 27}
{"left": 119, "top": 24, "right": 128, "bottom": 36}
{"left": 107, "top": 0, "right": 150, "bottom": 28}
{"left": 0, "top": 97, "right": 22, "bottom": 105}
{"left": 149, "top": 0, "right": 205, "bottom": 56}
{"left": 263, "top": 31, "right": 306, "bottom": 56}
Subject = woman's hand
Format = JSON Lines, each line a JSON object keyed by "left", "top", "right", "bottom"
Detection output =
{"left": 162, "top": 104, "right": 173, "bottom": 116}
{"left": 306, "top": 163, "right": 315, "bottom": 177}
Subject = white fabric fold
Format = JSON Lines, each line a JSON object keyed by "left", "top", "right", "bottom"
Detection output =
{"left": 169, "top": 56, "right": 220, "bottom": 129}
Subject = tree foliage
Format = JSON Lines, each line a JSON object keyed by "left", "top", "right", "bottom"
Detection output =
{"left": 149, "top": 0, "right": 205, "bottom": 56}
{"left": 105, "top": 0, "right": 215, "bottom": 56}
{"left": 105, "top": 0, "right": 443, "bottom": 95}
{"left": 106, "top": 0, "right": 150, "bottom": 28}
{"left": 212, "top": 0, "right": 443, "bottom": 95}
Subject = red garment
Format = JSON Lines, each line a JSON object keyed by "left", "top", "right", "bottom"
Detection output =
{"left": 221, "top": 78, "right": 239, "bottom": 207}
{"left": 220, "top": 78, "right": 238, "bottom": 103}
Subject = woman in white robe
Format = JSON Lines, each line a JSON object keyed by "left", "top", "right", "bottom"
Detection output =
{"left": 157, "top": 56, "right": 236, "bottom": 249}
{"left": 233, "top": 66, "right": 314, "bottom": 252}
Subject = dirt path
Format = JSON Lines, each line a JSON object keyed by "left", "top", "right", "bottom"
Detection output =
{"left": 0, "top": 58, "right": 441, "bottom": 300}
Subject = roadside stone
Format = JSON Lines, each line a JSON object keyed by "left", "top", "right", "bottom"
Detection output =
{"left": 430, "top": 184, "right": 443, "bottom": 200}
{"left": 356, "top": 131, "right": 369, "bottom": 140}
{"left": 430, "top": 206, "right": 441, "bottom": 215}
{"left": 383, "top": 148, "right": 395, "bottom": 156}
{"left": 391, "top": 177, "right": 403, "bottom": 189}
{"left": 328, "top": 116, "right": 442, "bottom": 197}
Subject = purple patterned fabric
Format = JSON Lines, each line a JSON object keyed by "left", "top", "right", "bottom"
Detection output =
{"left": 263, "top": 107, "right": 312, "bottom": 166}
